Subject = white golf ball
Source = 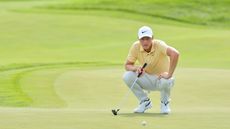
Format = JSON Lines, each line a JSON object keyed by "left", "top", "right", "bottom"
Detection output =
{"left": 141, "top": 121, "right": 147, "bottom": 126}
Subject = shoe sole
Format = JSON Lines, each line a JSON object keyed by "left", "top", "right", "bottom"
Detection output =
{"left": 134, "top": 102, "right": 152, "bottom": 113}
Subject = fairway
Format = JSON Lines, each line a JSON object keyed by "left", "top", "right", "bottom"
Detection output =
{"left": 0, "top": 0, "right": 230, "bottom": 129}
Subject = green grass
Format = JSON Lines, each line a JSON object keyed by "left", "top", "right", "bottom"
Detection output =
{"left": 0, "top": 67, "right": 229, "bottom": 129}
{"left": 0, "top": 9, "right": 229, "bottom": 68}
{"left": 0, "top": 0, "right": 229, "bottom": 129}
{"left": 45, "top": 0, "right": 230, "bottom": 28}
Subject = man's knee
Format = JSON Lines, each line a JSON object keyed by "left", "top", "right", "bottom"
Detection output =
{"left": 159, "top": 78, "right": 175, "bottom": 89}
{"left": 123, "top": 71, "right": 136, "bottom": 84}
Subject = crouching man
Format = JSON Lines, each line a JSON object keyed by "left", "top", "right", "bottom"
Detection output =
{"left": 123, "top": 26, "right": 179, "bottom": 114}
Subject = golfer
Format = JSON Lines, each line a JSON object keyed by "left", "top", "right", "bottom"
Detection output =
{"left": 123, "top": 26, "right": 179, "bottom": 114}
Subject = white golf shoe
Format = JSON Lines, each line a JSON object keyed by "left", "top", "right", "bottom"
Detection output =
{"left": 160, "top": 101, "right": 171, "bottom": 114}
{"left": 134, "top": 99, "right": 152, "bottom": 113}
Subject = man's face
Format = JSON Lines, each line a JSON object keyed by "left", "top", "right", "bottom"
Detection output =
{"left": 139, "top": 37, "right": 152, "bottom": 50}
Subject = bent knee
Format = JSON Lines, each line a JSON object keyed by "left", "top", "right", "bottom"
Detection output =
{"left": 159, "top": 78, "right": 175, "bottom": 88}
{"left": 123, "top": 71, "right": 136, "bottom": 83}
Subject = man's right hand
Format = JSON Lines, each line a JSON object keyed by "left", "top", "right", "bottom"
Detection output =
{"left": 136, "top": 66, "right": 145, "bottom": 76}
{"left": 125, "top": 60, "right": 145, "bottom": 77}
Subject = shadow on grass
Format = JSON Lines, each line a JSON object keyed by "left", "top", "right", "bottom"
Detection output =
{"left": 118, "top": 112, "right": 168, "bottom": 118}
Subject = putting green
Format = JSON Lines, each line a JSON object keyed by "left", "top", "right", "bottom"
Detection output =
{"left": 0, "top": 66, "right": 229, "bottom": 129}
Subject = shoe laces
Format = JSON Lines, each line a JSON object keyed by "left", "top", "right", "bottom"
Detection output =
{"left": 161, "top": 101, "right": 169, "bottom": 106}
{"left": 140, "top": 98, "right": 150, "bottom": 104}
{"left": 139, "top": 98, "right": 151, "bottom": 108}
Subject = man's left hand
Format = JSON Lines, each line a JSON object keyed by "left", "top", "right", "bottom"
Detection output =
{"left": 158, "top": 72, "right": 172, "bottom": 79}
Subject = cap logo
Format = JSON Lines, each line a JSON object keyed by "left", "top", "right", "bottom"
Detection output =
{"left": 142, "top": 31, "right": 147, "bottom": 34}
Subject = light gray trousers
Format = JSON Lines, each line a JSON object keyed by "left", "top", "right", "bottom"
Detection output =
{"left": 123, "top": 71, "right": 174, "bottom": 103}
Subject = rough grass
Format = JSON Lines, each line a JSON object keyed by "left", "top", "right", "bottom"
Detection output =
{"left": 44, "top": 0, "right": 230, "bottom": 28}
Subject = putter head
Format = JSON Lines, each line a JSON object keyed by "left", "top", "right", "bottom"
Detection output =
{"left": 112, "top": 109, "right": 119, "bottom": 115}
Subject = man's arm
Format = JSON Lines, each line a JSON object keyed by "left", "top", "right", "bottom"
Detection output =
{"left": 125, "top": 60, "right": 137, "bottom": 72}
{"left": 167, "top": 46, "right": 180, "bottom": 77}
{"left": 125, "top": 60, "right": 145, "bottom": 75}
{"left": 159, "top": 46, "right": 180, "bottom": 79}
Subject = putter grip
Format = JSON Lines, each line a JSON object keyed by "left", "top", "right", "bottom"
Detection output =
{"left": 137, "top": 63, "right": 147, "bottom": 77}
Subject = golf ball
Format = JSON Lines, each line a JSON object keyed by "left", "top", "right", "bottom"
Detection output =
{"left": 141, "top": 121, "right": 147, "bottom": 126}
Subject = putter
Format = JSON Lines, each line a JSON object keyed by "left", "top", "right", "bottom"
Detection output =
{"left": 112, "top": 63, "right": 147, "bottom": 116}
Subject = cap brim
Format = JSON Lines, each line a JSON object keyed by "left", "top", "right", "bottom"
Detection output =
{"left": 138, "top": 34, "right": 152, "bottom": 39}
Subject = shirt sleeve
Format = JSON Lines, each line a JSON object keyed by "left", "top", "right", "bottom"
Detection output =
{"left": 127, "top": 43, "right": 138, "bottom": 63}
{"left": 158, "top": 40, "right": 168, "bottom": 55}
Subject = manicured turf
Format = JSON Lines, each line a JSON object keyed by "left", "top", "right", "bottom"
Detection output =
{"left": 1, "top": 67, "right": 230, "bottom": 129}
{"left": 0, "top": 0, "right": 229, "bottom": 129}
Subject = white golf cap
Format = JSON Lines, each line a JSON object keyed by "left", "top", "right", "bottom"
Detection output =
{"left": 138, "top": 26, "right": 153, "bottom": 39}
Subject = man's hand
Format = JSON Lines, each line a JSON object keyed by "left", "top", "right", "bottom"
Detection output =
{"left": 125, "top": 60, "right": 147, "bottom": 77}
{"left": 158, "top": 72, "right": 172, "bottom": 79}
{"left": 136, "top": 66, "right": 145, "bottom": 77}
